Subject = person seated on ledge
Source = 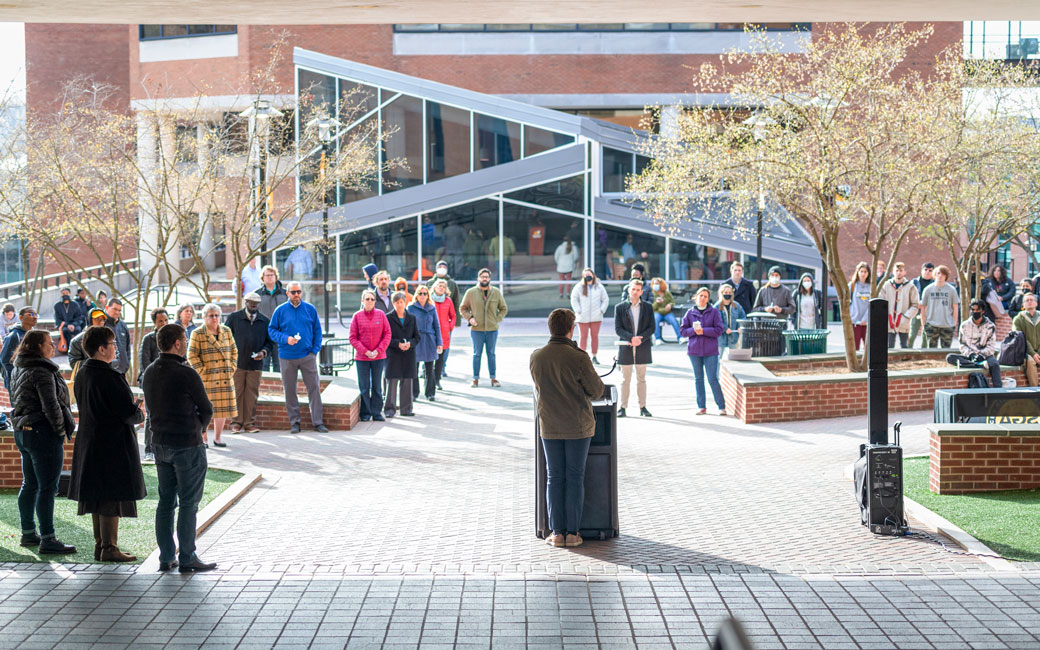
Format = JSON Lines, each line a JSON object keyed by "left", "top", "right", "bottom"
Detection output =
{"left": 946, "top": 298, "right": 1001, "bottom": 387}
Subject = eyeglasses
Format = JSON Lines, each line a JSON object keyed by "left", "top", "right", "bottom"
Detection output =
{"left": 288, "top": 290, "right": 302, "bottom": 295}
{"left": 417, "top": 292, "right": 429, "bottom": 296}
{"left": 362, "top": 297, "right": 376, "bottom": 302}
{"left": 205, "top": 314, "right": 220, "bottom": 319}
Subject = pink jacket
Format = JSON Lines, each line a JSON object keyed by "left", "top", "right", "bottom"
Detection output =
{"left": 434, "top": 297, "right": 456, "bottom": 349}
{"left": 349, "top": 308, "right": 392, "bottom": 360}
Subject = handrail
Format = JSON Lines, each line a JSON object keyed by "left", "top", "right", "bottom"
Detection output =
{"left": 0, "top": 258, "right": 140, "bottom": 300}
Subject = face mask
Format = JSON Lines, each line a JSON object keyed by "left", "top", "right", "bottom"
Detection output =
{"left": 62, "top": 296, "right": 70, "bottom": 302}
{"left": 769, "top": 277, "right": 780, "bottom": 286}
{"left": 721, "top": 295, "right": 733, "bottom": 301}
{"left": 802, "top": 280, "right": 813, "bottom": 290}
{"left": 584, "top": 275, "right": 593, "bottom": 283}
{"left": 971, "top": 311, "right": 984, "bottom": 321}
{"left": 479, "top": 280, "right": 490, "bottom": 288}
{"left": 651, "top": 283, "right": 660, "bottom": 291}
{"left": 436, "top": 268, "right": 447, "bottom": 277}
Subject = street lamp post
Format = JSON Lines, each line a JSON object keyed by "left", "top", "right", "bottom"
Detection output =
{"left": 239, "top": 99, "right": 281, "bottom": 267}
{"left": 743, "top": 113, "right": 775, "bottom": 290}
{"left": 307, "top": 115, "right": 341, "bottom": 373}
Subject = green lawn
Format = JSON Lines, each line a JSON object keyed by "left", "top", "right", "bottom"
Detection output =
{"left": 0, "top": 466, "right": 242, "bottom": 564}
{"left": 904, "top": 456, "right": 1040, "bottom": 562}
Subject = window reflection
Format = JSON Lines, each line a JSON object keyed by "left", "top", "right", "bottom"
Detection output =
{"left": 422, "top": 199, "right": 500, "bottom": 282}
{"left": 523, "top": 125, "right": 574, "bottom": 157}
{"left": 427, "top": 101, "right": 471, "bottom": 182}
{"left": 594, "top": 224, "right": 665, "bottom": 286}
{"left": 338, "top": 218, "right": 419, "bottom": 287}
{"left": 474, "top": 114, "right": 521, "bottom": 169}
{"left": 504, "top": 175, "right": 584, "bottom": 215}
{"left": 668, "top": 241, "right": 737, "bottom": 292}
{"left": 382, "top": 94, "right": 424, "bottom": 191}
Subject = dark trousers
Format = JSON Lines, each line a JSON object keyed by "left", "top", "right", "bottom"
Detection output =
{"left": 356, "top": 359, "right": 386, "bottom": 419}
{"left": 384, "top": 378, "right": 413, "bottom": 416}
{"left": 434, "top": 349, "right": 450, "bottom": 384}
{"left": 59, "top": 325, "right": 77, "bottom": 348}
{"left": 888, "top": 332, "right": 909, "bottom": 349}
{"left": 143, "top": 414, "right": 154, "bottom": 454}
{"left": 541, "top": 436, "right": 592, "bottom": 535}
{"left": 261, "top": 353, "right": 281, "bottom": 373}
{"left": 14, "top": 428, "right": 64, "bottom": 537}
{"left": 947, "top": 353, "right": 1002, "bottom": 387}
{"left": 154, "top": 444, "right": 207, "bottom": 565}
{"left": 413, "top": 361, "right": 436, "bottom": 399}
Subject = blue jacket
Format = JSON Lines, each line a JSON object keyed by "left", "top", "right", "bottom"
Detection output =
{"left": 268, "top": 300, "right": 323, "bottom": 360}
{"left": 0, "top": 324, "right": 27, "bottom": 389}
{"left": 714, "top": 300, "right": 746, "bottom": 349}
{"left": 407, "top": 302, "right": 442, "bottom": 363}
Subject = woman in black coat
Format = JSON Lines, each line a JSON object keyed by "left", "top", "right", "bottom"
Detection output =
{"left": 9, "top": 330, "right": 77, "bottom": 554}
{"left": 68, "top": 325, "right": 146, "bottom": 562}
{"left": 383, "top": 292, "right": 419, "bottom": 418}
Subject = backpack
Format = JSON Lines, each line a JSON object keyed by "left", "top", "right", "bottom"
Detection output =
{"left": 967, "top": 372, "right": 990, "bottom": 389}
{"left": 997, "top": 330, "right": 1027, "bottom": 367}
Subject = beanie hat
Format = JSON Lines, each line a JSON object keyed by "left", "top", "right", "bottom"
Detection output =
{"left": 362, "top": 263, "right": 378, "bottom": 278}
{"left": 768, "top": 266, "right": 782, "bottom": 277}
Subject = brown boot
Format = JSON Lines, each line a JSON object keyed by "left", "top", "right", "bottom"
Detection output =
{"left": 99, "top": 516, "right": 137, "bottom": 562}
{"left": 92, "top": 514, "right": 102, "bottom": 561}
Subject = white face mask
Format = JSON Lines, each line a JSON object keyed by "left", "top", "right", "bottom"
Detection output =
{"left": 802, "top": 280, "right": 813, "bottom": 290}
{"left": 436, "top": 267, "right": 447, "bottom": 277}
{"left": 769, "top": 276, "right": 781, "bottom": 286}
{"left": 651, "top": 283, "right": 660, "bottom": 291}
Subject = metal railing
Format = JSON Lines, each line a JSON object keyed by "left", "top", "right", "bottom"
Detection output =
{"left": 0, "top": 258, "right": 139, "bottom": 302}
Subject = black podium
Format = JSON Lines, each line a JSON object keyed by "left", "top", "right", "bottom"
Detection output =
{"left": 535, "top": 384, "right": 619, "bottom": 540}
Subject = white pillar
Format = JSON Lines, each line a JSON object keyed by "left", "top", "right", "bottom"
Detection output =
{"left": 136, "top": 112, "right": 160, "bottom": 280}
{"left": 157, "top": 118, "right": 181, "bottom": 279}
{"left": 196, "top": 123, "right": 216, "bottom": 271}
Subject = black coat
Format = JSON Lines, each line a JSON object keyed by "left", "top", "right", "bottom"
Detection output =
{"left": 614, "top": 300, "right": 655, "bottom": 365}
{"left": 141, "top": 353, "right": 213, "bottom": 448}
{"left": 10, "top": 354, "right": 76, "bottom": 438}
{"left": 105, "top": 317, "right": 132, "bottom": 375}
{"left": 68, "top": 359, "right": 146, "bottom": 504}
{"left": 385, "top": 311, "right": 419, "bottom": 379}
{"left": 722, "top": 277, "right": 756, "bottom": 315}
{"left": 137, "top": 331, "right": 160, "bottom": 384}
{"left": 224, "top": 309, "right": 275, "bottom": 371}
{"left": 54, "top": 299, "right": 84, "bottom": 330}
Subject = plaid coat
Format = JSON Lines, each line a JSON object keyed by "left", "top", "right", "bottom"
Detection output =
{"left": 188, "top": 324, "right": 239, "bottom": 419}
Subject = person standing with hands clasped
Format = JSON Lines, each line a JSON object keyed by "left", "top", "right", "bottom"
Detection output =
{"left": 384, "top": 292, "right": 419, "bottom": 418}
{"left": 715, "top": 286, "right": 745, "bottom": 367}
{"left": 570, "top": 268, "right": 609, "bottom": 364}
{"left": 681, "top": 288, "right": 727, "bottom": 416}
{"left": 460, "top": 268, "right": 508, "bottom": 388}
{"left": 530, "top": 308, "right": 606, "bottom": 549}
{"left": 349, "top": 290, "right": 392, "bottom": 422}
{"left": 614, "top": 279, "right": 654, "bottom": 418}
{"left": 409, "top": 287, "right": 443, "bottom": 402}
{"left": 225, "top": 293, "right": 275, "bottom": 434}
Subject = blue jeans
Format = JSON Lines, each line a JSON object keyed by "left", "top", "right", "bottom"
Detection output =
{"left": 471, "top": 330, "right": 498, "bottom": 379}
{"left": 14, "top": 428, "right": 64, "bottom": 537}
{"left": 356, "top": 359, "right": 386, "bottom": 419}
{"left": 541, "top": 437, "right": 592, "bottom": 535}
{"left": 654, "top": 312, "right": 682, "bottom": 341}
{"left": 154, "top": 444, "right": 208, "bottom": 565}
{"left": 690, "top": 355, "right": 726, "bottom": 410}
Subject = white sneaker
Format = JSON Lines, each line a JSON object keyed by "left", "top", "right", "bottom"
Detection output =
{"left": 680, "top": 337, "right": 689, "bottom": 343}
{"left": 143, "top": 453, "right": 155, "bottom": 463}
{"left": 653, "top": 338, "right": 663, "bottom": 346}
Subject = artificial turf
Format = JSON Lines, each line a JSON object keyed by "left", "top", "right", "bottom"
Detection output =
{"left": 0, "top": 465, "right": 242, "bottom": 564}
{"left": 903, "top": 456, "right": 1040, "bottom": 562}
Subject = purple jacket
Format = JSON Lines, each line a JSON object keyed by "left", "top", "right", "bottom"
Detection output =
{"left": 680, "top": 304, "right": 726, "bottom": 357}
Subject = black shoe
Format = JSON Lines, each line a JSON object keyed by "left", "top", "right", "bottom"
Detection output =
{"left": 38, "top": 537, "right": 77, "bottom": 554}
{"left": 617, "top": 408, "right": 626, "bottom": 418}
{"left": 179, "top": 557, "right": 217, "bottom": 573}
{"left": 19, "top": 532, "right": 40, "bottom": 548}
{"left": 360, "top": 416, "right": 372, "bottom": 422}
{"left": 384, "top": 410, "right": 396, "bottom": 418}
{"left": 372, "top": 414, "right": 385, "bottom": 422}
{"left": 314, "top": 424, "right": 329, "bottom": 433}
{"left": 213, "top": 441, "right": 227, "bottom": 448}
{"left": 640, "top": 407, "right": 653, "bottom": 417}
{"left": 437, "top": 382, "right": 443, "bottom": 390}
{"left": 427, "top": 395, "right": 435, "bottom": 402}
{"left": 159, "top": 560, "right": 179, "bottom": 572}
{"left": 289, "top": 423, "right": 301, "bottom": 434}
{"left": 401, "top": 412, "right": 415, "bottom": 417}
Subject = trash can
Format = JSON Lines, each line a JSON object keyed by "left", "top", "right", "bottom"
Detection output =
{"left": 782, "top": 329, "right": 830, "bottom": 355}
{"left": 738, "top": 313, "right": 787, "bottom": 357}
{"left": 535, "top": 384, "right": 619, "bottom": 541}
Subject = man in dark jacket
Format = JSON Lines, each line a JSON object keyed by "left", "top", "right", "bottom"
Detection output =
{"left": 74, "top": 287, "right": 91, "bottom": 313}
{"left": 530, "top": 308, "right": 606, "bottom": 548}
{"left": 257, "top": 264, "right": 288, "bottom": 373}
{"left": 137, "top": 308, "right": 169, "bottom": 462}
{"left": 721, "top": 262, "right": 756, "bottom": 315}
{"left": 104, "top": 299, "right": 132, "bottom": 377}
{"left": 1, "top": 307, "right": 37, "bottom": 390}
{"left": 53, "top": 287, "right": 84, "bottom": 351}
{"left": 141, "top": 323, "right": 216, "bottom": 573}
{"left": 614, "top": 280, "right": 654, "bottom": 418}
{"left": 225, "top": 292, "right": 275, "bottom": 433}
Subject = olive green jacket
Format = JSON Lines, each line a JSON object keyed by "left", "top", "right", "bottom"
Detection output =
{"left": 530, "top": 336, "right": 606, "bottom": 440}
{"left": 459, "top": 285, "right": 508, "bottom": 331}
{"left": 1013, "top": 310, "right": 1040, "bottom": 357}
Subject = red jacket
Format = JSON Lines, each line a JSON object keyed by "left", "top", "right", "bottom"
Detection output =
{"left": 348, "top": 308, "right": 392, "bottom": 360}
{"left": 434, "top": 297, "right": 456, "bottom": 349}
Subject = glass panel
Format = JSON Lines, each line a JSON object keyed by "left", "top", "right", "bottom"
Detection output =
{"left": 338, "top": 218, "right": 419, "bottom": 292}
{"left": 338, "top": 117, "right": 379, "bottom": 205}
{"left": 594, "top": 224, "right": 666, "bottom": 290}
{"left": 502, "top": 204, "right": 584, "bottom": 285}
{"left": 602, "top": 147, "right": 634, "bottom": 193}
{"left": 668, "top": 241, "right": 739, "bottom": 295}
{"left": 532, "top": 24, "right": 576, "bottom": 30}
{"left": 213, "top": 25, "right": 237, "bottom": 34}
{"left": 382, "top": 94, "right": 424, "bottom": 192}
{"left": 577, "top": 24, "right": 625, "bottom": 31}
{"left": 635, "top": 154, "right": 651, "bottom": 174}
{"left": 421, "top": 199, "right": 500, "bottom": 282}
{"left": 338, "top": 79, "right": 378, "bottom": 119}
{"left": 187, "top": 25, "right": 215, "bottom": 35}
{"left": 162, "top": 25, "right": 188, "bottom": 37}
{"left": 439, "top": 24, "right": 484, "bottom": 31}
{"left": 298, "top": 69, "right": 336, "bottom": 124}
{"left": 670, "top": 23, "right": 715, "bottom": 30}
{"left": 523, "top": 125, "right": 574, "bottom": 157}
{"left": 140, "top": 25, "right": 161, "bottom": 39}
{"left": 426, "top": 101, "right": 470, "bottom": 182}
{"left": 624, "top": 23, "right": 669, "bottom": 30}
{"left": 485, "top": 24, "right": 532, "bottom": 31}
{"left": 504, "top": 175, "right": 585, "bottom": 215}
{"left": 473, "top": 114, "right": 521, "bottom": 169}
{"left": 399, "top": 24, "right": 440, "bottom": 31}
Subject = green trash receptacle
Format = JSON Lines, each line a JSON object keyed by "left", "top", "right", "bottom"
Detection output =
{"left": 782, "top": 329, "right": 830, "bottom": 355}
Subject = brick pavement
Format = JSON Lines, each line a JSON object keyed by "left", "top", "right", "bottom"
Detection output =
{"left": 4, "top": 329, "right": 1040, "bottom": 649}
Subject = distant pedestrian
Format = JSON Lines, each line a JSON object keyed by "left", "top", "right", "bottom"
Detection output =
{"left": 372, "top": 271, "right": 394, "bottom": 314}
{"left": 69, "top": 325, "right": 146, "bottom": 563}
{"left": 721, "top": 262, "right": 755, "bottom": 315}
{"left": 176, "top": 303, "right": 197, "bottom": 339}
{"left": 530, "top": 308, "right": 605, "bottom": 549}
{"left": 74, "top": 288, "right": 90, "bottom": 314}
{"left": 362, "top": 263, "right": 379, "bottom": 292}
{"left": 241, "top": 258, "right": 262, "bottom": 296}
{"left": 141, "top": 323, "right": 217, "bottom": 573}
{"left": 9, "top": 330, "right": 77, "bottom": 554}
{"left": 268, "top": 281, "right": 327, "bottom": 433}
{"left": 753, "top": 266, "right": 796, "bottom": 320}
{"left": 792, "top": 273, "right": 825, "bottom": 330}
{"left": 284, "top": 245, "right": 315, "bottom": 301}
{"left": 1, "top": 306, "right": 36, "bottom": 390}
{"left": 614, "top": 279, "right": 654, "bottom": 418}
{"left": 408, "top": 287, "right": 443, "bottom": 402}
{"left": 68, "top": 309, "right": 108, "bottom": 380}
{"left": 848, "top": 262, "right": 872, "bottom": 351}
{"left": 619, "top": 263, "right": 653, "bottom": 304}
{"left": 875, "top": 259, "right": 889, "bottom": 287}
{"left": 138, "top": 308, "right": 169, "bottom": 462}
{"left": 257, "top": 265, "right": 287, "bottom": 372}
{"left": 225, "top": 293, "right": 275, "bottom": 434}
{"left": 879, "top": 262, "right": 919, "bottom": 349}
{"left": 681, "top": 288, "right": 727, "bottom": 416}
{"left": 188, "top": 304, "right": 238, "bottom": 448}
{"left": 393, "top": 277, "right": 412, "bottom": 304}
{"left": 425, "top": 260, "right": 461, "bottom": 329}
{"left": 0, "top": 303, "right": 16, "bottom": 339}
{"left": 349, "top": 290, "right": 392, "bottom": 422}
{"left": 93, "top": 290, "right": 107, "bottom": 311}
{"left": 650, "top": 277, "right": 681, "bottom": 345}
{"left": 1012, "top": 293, "right": 1039, "bottom": 387}
{"left": 384, "top": 292, "right": 418, "bottom": 418}
{"left": 570, "top": 268, "right": 609, "bottom": 364}
{"left": 554, "top": 236, "right": 580, "bottom": 298}
{"left": 715, "top": 285, "right": 746, "bottom": 364}
{"left": 460, "top": 268, "right": 508, "bottom": 387}
{"left": 53, "top": 286, "right": 84, "bottom": 353}
{"left": 104, "top": 299, "right": 132, "bottom": 377}
{"left": 920, "top": 265, "right": 959, "bottom": 348}
{"left": 430, "top": 279, "right": 456, "bottom": 389}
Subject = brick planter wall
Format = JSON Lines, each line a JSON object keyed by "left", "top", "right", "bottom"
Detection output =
{"left": 722, "top": 350, "right": 1028, "bottom": 424}
{"left": 0, "top": 434, "right": 75, "bottom": 489}
{"left": 929, "top": 424, "right": 1040, "bottom": 494}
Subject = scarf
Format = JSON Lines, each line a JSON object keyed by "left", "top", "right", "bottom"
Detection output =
{"left": 431, "top": 292, "right": 446, "bottom": 303}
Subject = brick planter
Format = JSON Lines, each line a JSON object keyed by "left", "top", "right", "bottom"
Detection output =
{"left": 721, "top": 349, "right": 1027, "bottom": 424}
{"left": 929, "top": 424, "right": 1040, "bottom": 494}
{"left": 0, "top": 433, "right": 75, "bottom": 489}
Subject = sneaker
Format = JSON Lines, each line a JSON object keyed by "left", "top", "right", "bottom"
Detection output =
{"left": 617, "top": 408, "right": 626, "bottom": 418}
{"left": 314, "top": 424, "right": 329, "bottom": 433}
{"left": 653, "top": 338, "right": 663, "bottom": 346}
{"left": 360, "top": 416, "right": 372, "bottom": 422}
{"left": 19, "top": 532, "right": 40, "bottom": 548}
{"left": 695, "top": 409, "right": 707, "bottom": 415}
{"left": 229, "top": 424, "right": 242, "bottom": 433}
{"left": 471, "top": 379, "right": 479, "bottom": 388}
{"left": 289, "top": 423, "right": 301, "bottom": 434}
{"left": 490, "top": 379, "right": 501, "bottom": 388}
{"left": 545, "top": 532, "right": 565, "bottom": 547}
{"left": 384, "top": 410, "right": 396, "bottom": 418}
{"left": 564, "top": 533, "right": 583, "bottom": 548}
{"left": 640, "top": 407, "right": 653, "bottom": 418}
{"left": 372, "top": 414, "right": 385, "bottom": 422}
{"left": 592, "top": 356, "right": 599, "bottom": 365}
{"left": 38, "top": 537, "right": 77, "bottom": 554}
{"left": 719, "top": 409, "right": 728, "bottom": 416}
{"left": 244, "top": 425, "right": 260, "bottom": 433}
{"left": 401, "top": 412, "right": 415, "bottom": 417}
{"left": 427, "top": 395, "right": 436, "bottom": 402}
{"left": 680, "top": 336, "right": 689, "bottom": 343}
{"left": 143, "top": 452, "right": 155, "bottom": 463}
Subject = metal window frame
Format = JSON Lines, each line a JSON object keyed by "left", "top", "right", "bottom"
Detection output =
{"left": 138, "top": 24, "right": 237, "bottom": 41}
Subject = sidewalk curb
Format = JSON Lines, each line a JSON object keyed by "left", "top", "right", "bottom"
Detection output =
{"left": 139, "top": 470, "right": 262, "bottom": 573}
{"left": 841, "top": 462, "right": 1016, "bottom": 572}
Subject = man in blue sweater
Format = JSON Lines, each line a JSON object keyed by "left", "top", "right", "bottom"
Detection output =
{"left": 267, "top": 281, "right": 327, "bottom": 433}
